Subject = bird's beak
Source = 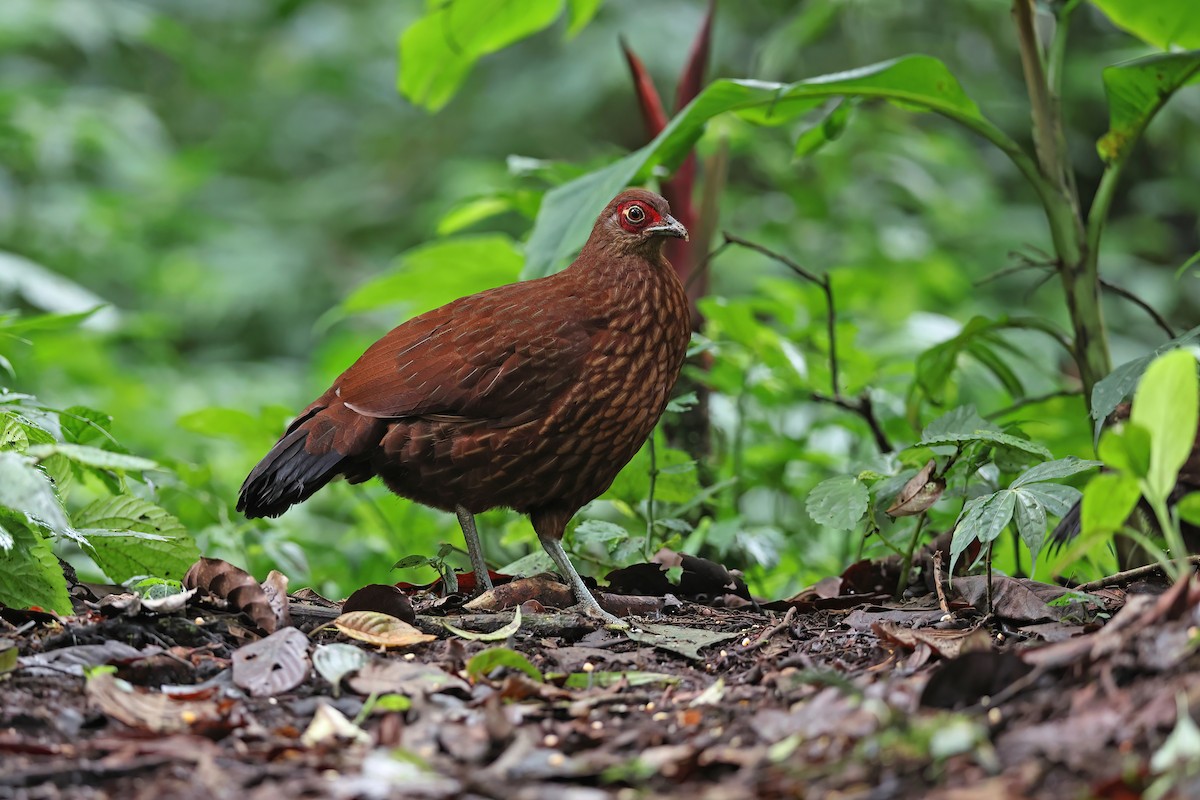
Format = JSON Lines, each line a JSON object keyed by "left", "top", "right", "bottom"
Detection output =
{"left": 646, "top": 215, "right": 689, "bottom": 241}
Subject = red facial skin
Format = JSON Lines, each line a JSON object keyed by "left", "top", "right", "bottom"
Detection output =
{"left": 616, "top": 200, "right": 663, "bottom": 235}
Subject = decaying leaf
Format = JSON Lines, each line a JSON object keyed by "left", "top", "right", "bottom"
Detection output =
{"left": 260, "top": 569, "right": 291, "bottom": 630}
{"left": 20, "top": 642, "right": 163, "bottom": 677}
{"left": 301, "top": 701, "right": 371, "bottom": 747}
{"left": 184, "top": 557, "right": 281, "bottom": 633}
{"left": 86, "top": 669, "right": 223, "bottom": 733}
{"left": 872, "top": 621, "right": 993, "bottom": 660}
{"left": 333, "top": 611, "right": 436, "bottom": 648}
{"left": 627, "top": 622, "right": 741, "bottom": 661}
{"left": 231, "top": 626, "right": 311, "bottom": 697}
{"left": 347, "top": 659, "right": 469, "bottom": 697}
{"left": 887, "top": 459, "right": 945, "bottom": 517}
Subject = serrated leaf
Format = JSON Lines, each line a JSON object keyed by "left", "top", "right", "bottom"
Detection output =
{"left": 0, "top": 512, "right": 71, "bottom": 614}
{"left": 1131, "top": 349, "right": 1199, "bottom": 505}
{"left": 74, "top": 497, "right": 198, "bottom": 584}
{"left": 1020, "top": 483, "right": 1082, "bottom": 518}
{"left": 571, "top": 520, "right": 629, "bottom": 546}
{"left": 949, "top": 491, "right": 1016, "bottom": 574}
{"left": 0, "top": 451, "right": 72, "bottom": 539}
{"left": 1012, "top": 489, "right": 1048, "bottom": 570}
{"left": 806, "top": 475, "right": 869, "bottom": 529}
{"left": 1011, "top": 457, "right": 1104, "bottom": 487}
{"left": 1081, "top": 472, "right": 1142, "bottom": 536}
{"left": 465, "top": 646, "right": 544, "bottom": 683}
{"left": 58, "top": 405, "right": 112, "bottom": 445}
{"left": 26, "top": 443, "right": 157, "bottom": 473}
{"left": 919, "top": 430, "right": 1052, "bottom": 460}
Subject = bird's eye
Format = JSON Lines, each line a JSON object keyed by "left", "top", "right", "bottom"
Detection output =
{"left": 623, "top": 204, "right": 646, "bottom": 224}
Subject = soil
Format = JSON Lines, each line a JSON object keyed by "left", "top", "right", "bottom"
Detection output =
{"left": 3, "top": 559, "right": 1200, "bottom": 800}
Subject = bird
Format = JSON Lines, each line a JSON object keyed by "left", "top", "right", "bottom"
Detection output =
{"left": 237, "top": 189, "right": 692, "bottom": 624}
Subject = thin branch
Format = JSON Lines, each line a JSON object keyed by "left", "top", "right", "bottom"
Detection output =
{"left": 1076, "top": 555, "right": 1200, "bottom": 592}
{"left": 985, "top": 389, "right": 1084, "bottom": 420}
{"left": 1099, "top": 278, "right": 1176, "bottom": 339}
{"left": 1012, "top": 0, "right": 1064, "bottom": 187}
{"left": 722, "top": 232, "right": 895, "bottom": 454}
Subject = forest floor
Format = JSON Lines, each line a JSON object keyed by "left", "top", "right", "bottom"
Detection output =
{"left": 3, "top": 553, "right": 1200, "bottom": 800}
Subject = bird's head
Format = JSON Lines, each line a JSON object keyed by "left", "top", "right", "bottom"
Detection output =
{"left": 588, "top": 189, "right": 688, "bottom": 258}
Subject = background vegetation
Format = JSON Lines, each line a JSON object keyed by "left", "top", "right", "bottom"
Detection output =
{"left": 1, "top": 0, "right": 1197, "bottom": 610}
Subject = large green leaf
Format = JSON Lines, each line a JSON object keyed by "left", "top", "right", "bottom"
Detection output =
{"left": 74, "top": 497, "right": 199, "bottom": 583}
{"left": 398, "top": 0, "right": 565, "bottom": 112}
{"left": 565, "top": 0, "right": 603, "bottom": 38}
{"left": 949, "top": 490, "right": 1017, "bottom": 574}
{"left": 25, "top": 443, "right": 157, "bottom": 473}
{"left": 1090, "top": 1, "right": 1200, "bottom": 50}
{"left": 0, "top": 451, "right": 72, "bottom": 538}
{"left": 1098, "top": 52, "right": 1200, "bottom": 164}
{"left": 337, "top": 234, "right": 523, "bottom": 322}
{"left": 0, "top": 512, "right": 71, "bottom": 614}
{"left": 1091, "top": 324, "right": 1200, "bottom": 427}
{"left": 523, "top": 55, "right": 1008, "bottom": 278}
{"left": 1010, "top": 457, "right": 1103, "bottom": 487}
{"left": 806, "top": 475, "right": 869, "bottom": 530}
{"left": 1129, "top": 349, "right": 1199, "bottom": 505}
{"left": 1081, "top": 472, "right": 1142, "bottom": 536}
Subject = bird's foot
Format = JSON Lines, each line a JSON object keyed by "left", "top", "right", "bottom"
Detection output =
{"left": 567, "top": 599, "right": 629, "bottom": 630}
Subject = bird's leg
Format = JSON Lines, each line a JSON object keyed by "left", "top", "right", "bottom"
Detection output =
{"left": 537, "top": 532, "right": 626, "bottom": 628}
{"left": 456, "top": 505, "right": 493, "bottom": 593}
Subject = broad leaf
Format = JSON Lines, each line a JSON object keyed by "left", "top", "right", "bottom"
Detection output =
{"left": 806, "top": 475, "right": 869, "bottom": 529}
{"left": 398, "top": 0, "right": 564, "bottom": 112}
{"left": 1097, "top": 424, "right": 1151, "bottom": 478}
{"left": 25, "top": 443, "right": 157, "bottom": 473}
{"left": 919, "top": 430, "right": 1052, "bottom": 461}
{"left": 524, "top": 55, "right": 1007, "bottom": 278}
{"left": 1090, "top": 324, "right": 1200, "bottom": 429}
{"left": 1020, "top": 483, "right": 1081, "bottom": 518}
{"left": 74, "top": 497, "right": 199, "bottom": 583}
{"left": 565, "top": 0, "right": 602, "bottom": 38}
{"left": 1178, "top": 492, "right": 1200, "bottom": 527}
{"left": 0, "top": 513, "right": 71, "bottom": 614}
{"left": 949, "top": 490, "right": 1017, "bottom": 573}
{"left": 922, "top": 406, "right": 997, "bottom": 440}
{"left": 1098, "top": 51, "right": 1200, "bottom": 164}
{"left": 1090, "top": 1, "right": 1200, "bottom": 50}
{"left": 1011, "top": 457, "right": 1103, "bottom": 487}
{"left": 1081, "top": 472, "right": 1142, "bottom": 536}
{"left": 1012, "top": 489, "right": 1049, "bottom": 570}
{"left": 1130, "top": 349, "right": 1199, "bottom": 505}
{"left": 0, "top": 452, "right": 72, "bottom": 538}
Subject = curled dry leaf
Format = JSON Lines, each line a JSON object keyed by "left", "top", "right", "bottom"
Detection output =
{"left": 87, "top": 670, "right": 222, "bottom": 733}
{"left": 184, "top": 557, "right": 280, "bottom": 633}
{"left": 887, "top": 459, "right": 945, "bottom": 517}
{"left": 260, "top": 569, "right": 291, "bottom": 630}
{"left": 231, "top": 627, "right": 311, "bottom": 697}
{"left": 333, "top": 611, "right": 436, "bottom": 649}
{"left": 301, "top": 701, "right": 371, "bottom": 748}
{"left": 872, "top": 621, "right": 993, "bottom": 660}
{"left": 444, "top": 607, "right": 522, "bottom": 642}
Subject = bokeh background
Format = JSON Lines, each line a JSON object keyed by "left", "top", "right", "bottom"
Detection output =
{"left": 2, "top": 0, "right": 1196, "bottom": 599}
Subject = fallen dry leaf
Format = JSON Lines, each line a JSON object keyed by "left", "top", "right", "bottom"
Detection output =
{"left": 333, "top": 610, "right": 436, "bottom": 648}
{"left": 184, "top": 557, "right": 281, "bottom": 633}
{"left": 86, "top": 671, "right": 223, "bottom": 733}
{"left": 231, "top": 626, "right": 311, "bottom": 697}
{"left": 872, "top": 620, "right": 993, "bottom": 660}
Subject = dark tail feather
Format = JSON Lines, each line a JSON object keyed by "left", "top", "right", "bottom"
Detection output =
{"left": 1048, "top": 500, "right": 1082, "bottom": 551}
{"left": 237, "top": 427, "right": 346, "bottom": 519}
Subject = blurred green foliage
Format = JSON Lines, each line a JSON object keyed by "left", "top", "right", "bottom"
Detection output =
{"left": 0, "top": 0, "right": 1197, "bottom": 603}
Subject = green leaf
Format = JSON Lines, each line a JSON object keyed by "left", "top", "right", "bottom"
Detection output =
{"left": 565, "top": 0, "right": 602, "bottom": 38}
{"left": 564, "top": 670, "right": 679, "bottom": 689}
{"left": 0, "top": 512, "right": 72, "bottom": 614}
{"left": 523, "top": 55, "right": 1007, "bottom": 278}
{"left": 465, "top": 646, "right": 543, "bottom": 683}
{"left": 1097, "top": 424, "right": 1152, "bottom": 478}
{"left": 58, "top": 406, "right": 113, "bottom": 445}
{"left": 572, "top": 520, "right": 630, "bottom": 547}
{"left": 949, "top": 490, "right": 1016, "bottom": 574}
{"left": 1081, "top": 472, "right": 1142, "bottom": 536}
{"left": 398, "top": 0, "right": 565, "bottom": 112}
{"left": 74, "top": 497, "right": 199, "bottom": 583}
{"left": 1090, "top": 324, "right": 1200, "bottom": 429}
{"left": 922, "top": 406, "right": 997, "bottom": 440}
{"left": 805, "top": 475, "right": 869, "bottom": 530}
{"left": 337, "top": 235, "right": 523, "bottom": 320}
{"left": 1012, "top": 489, "right": 1048, "bottom": 570}
{"left": 1130, "top": 349, "right": 1199, "bottom": 505}
{"left": 25, "top": 443, "right": 157, "bottom": 473}
{"left": 1011, "top": 457, "right": 1104, "bottom": 487}
{"left": 1020, "top": 483, "right": 1082, "bottom": 518}
{"left": 918, "top": 430, "right": 1052, "bottom": 461}
{"left": 1089, "top": 1, "right": 1200, "bottom": 50}
{"left": 793, "top": 98, "right": 854, "bottom": 157}
{"left": 0, "top": 451, "right": 72, "bottom": 538}
{"left": 1098, "top": 51, "right": 1200, "bottom": 164}
{"left": 1178, "top": 492, "right": 1200, "bottom": 527}
{"left": 176, "top": 407, "right": 262, "bottom": 440}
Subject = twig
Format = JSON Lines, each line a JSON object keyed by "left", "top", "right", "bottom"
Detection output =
{"left": 932, "top": 551, "right": 950, "bottom": 615}
{"left": 985, "top": 389, "right": 1083, "bottom": 420}
{"left": 722, "top": 232, "right": 894, "bottom": 453}
{"left": 1099, "top": 278, "right": 1177, "bottom": 339}
{"left": 1076, "top": 555, "right": 1200, "bottom": 592}
{"left": 748, "top": 605, "right": 797, "bottom": 649}
{"left": 1012, "top": 0, "right": 1065, "bottom": 188}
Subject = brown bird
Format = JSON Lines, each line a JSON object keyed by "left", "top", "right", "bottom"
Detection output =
{"left": 238, "top": 189, "right": 691, "bottom": 624}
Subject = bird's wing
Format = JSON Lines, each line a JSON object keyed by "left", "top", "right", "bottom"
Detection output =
{"left": 333, "top": 280, "right": 605, "bottom": 425}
